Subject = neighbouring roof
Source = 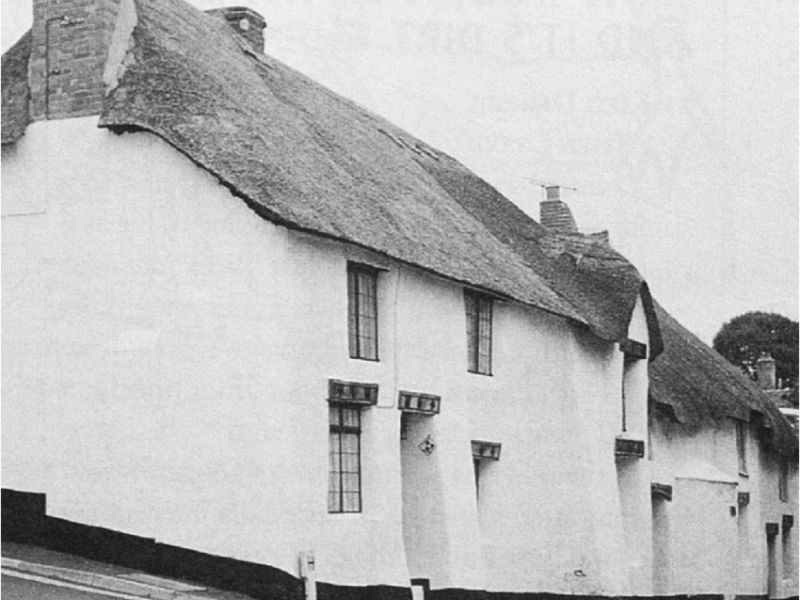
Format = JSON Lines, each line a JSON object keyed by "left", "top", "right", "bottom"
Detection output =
{"left": 649, "top": 302, "right": 798, "bottom": 456}
{"left": 0, "top": 0, "right": 661, "bottom": 350}
{"left": 765, "top": 386, "right": 798, "bottom": 410}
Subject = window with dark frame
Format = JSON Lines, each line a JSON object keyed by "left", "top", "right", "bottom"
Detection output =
{"left": 621, "top": 355, "right": 634, "bottom": 432}
{"left": 328, "top": 404, "right": 362, "bottom": 513}
{"left": 782, "top": 523, "right": 793, "bottom": 577}
{"left": 736, "top": 420, "right": 747, "bottom": 475}
{"left": 465, "top": 290, "right": 492, "bottom": 375}
{"left": 347, "top": 264, "right": 378, "bottom": 360}
{"left": 473, "top": 458, "right": 481, "bottom": 500}
{"left": 779, "top": 459, "right": 789, "bottom": 502}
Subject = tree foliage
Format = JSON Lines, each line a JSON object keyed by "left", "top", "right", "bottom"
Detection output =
{"left": 712, "top": 312, "right": 798, "bottom": 386}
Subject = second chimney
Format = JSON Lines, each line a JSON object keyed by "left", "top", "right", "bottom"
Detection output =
{"left": 540, "top": 186, "right": 578, "bottom": 233}
{"left": 206, "top": 7, "right": 267, "bottom": 53}
{"left": 755, "top": 354, "right": 777, "bottom": 391}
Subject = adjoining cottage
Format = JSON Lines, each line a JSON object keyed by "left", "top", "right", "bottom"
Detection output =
{"left": 649, "top": 305, "right": 797, "bottom": 597}
{"left": 2, "top": 1, "right": 796, "bottom": 599}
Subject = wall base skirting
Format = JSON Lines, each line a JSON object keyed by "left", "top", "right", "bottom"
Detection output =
{"left": 317, "top": 582, "right": 411, "bottom": 600}
{"left": 1, "top": 488, "right": 415, "bottom": 600}
{"left": 2, "top": 489, "right": 304, "bottom": 600}
{"left": 429, "top": 591, "right": 729, "bottom": 600}
{"left": 2, "top": 489, "right": 789, "bottom": 600}
{"left": 734, "top": 597, "right": 797, "bottom": 600}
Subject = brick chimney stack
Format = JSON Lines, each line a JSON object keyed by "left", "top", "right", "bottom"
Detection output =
{"left": 206, "top": 7, "right": 267, "bottom": 53}
{"left": 540, "top": 186, "right": 578, "bottom": 233}
{"left": 755, "top": 354, "right": 777, "bottom": 390}
{"left": 29, "top": 0, "right": 134, "bottom": 121}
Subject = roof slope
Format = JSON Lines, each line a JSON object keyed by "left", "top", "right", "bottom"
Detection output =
{"left": 2, "top": 0, "right": 789, "bottom": 450}
{"left": 91, "top": 0, "right": 655, "bottom": 344}
{"left": 650, "top": 301, "right": 797, "bottom": 455}
{"left": 0, "top": 0, "right": 658, "bottom": 346}
{"left": 1, "top": 30, "right": 31, "bottom": 145}
{"left": 408, "top": 154, "right": 660, "bottom": 345}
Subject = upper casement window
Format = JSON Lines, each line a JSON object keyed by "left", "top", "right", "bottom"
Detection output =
{"left": 347, "top": 263, "right": 379, "bottom": 361}
{"left": 465, "top": 290, "right": 492, "bottom": 375}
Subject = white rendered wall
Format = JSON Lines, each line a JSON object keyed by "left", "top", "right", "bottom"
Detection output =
{"left": 2, "top": 117, "right": 651, "bottom": 595}
{"left": 650, "top": 419, "right": 742, "bottom": 595}
{"left": 391, "top": 265, "right": 638, "bottom": 595}
{"left": 758, "top": 448, "right": 798, "bottom": 599}
{"left": 650, "top": 414, "right": 798, "bottom": 597}
{"left": 672, "top": 477, "right": 738, "bottom": 595}
{"left": 1, "top": 119, "right": 412, "bottom": 587}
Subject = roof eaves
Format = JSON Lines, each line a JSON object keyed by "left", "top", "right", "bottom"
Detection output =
{"left": 649, "top": 301, "right": 797, "bottom": 456}
{"left": 103, "top": 120, "right": 589, "bottom": 329}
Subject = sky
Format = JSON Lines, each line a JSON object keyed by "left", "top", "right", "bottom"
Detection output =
{"left": 2, "top": 0, "right": 797, "bottom": 343}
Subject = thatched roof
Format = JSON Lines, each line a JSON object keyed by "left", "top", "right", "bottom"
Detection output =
{"left": 12, "top": 0, "right": 652, "bottom": 347}
{"left": 650, "top": 302, "right": 797, "bottom": 456}
{"left": 3, "top": 0, "right": 794, "bottom": 453}
{"left": 1, "top": 30, "right": 31, "bottom": 145}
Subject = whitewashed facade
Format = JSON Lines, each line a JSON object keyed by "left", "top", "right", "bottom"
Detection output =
{"left": 1, "top": 2, "right": 797, "bottom": 599}
{"left": 650, "top": 416, "right": 798, "bottom": 597}
{"left": 2, "top": 118, "right": 653, "bottom": 595}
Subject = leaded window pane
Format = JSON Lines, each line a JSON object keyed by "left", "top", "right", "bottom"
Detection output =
{"left": 347, "top": 265, "right": 379, "bottom": 360}
{"left": 342, "top": 492, "right": 361, "bottom": 512}
{"left": 342, "top": 406, "right": 360, "bottom": 428}
{"left": 478, "top": 297, "right": 492, "bottom": 374}
{"left": 465, "top": 293, "right": 478, "bottom": 372}
{"left": 347, "top": 270, "right": 359, "bottom": 357}
{"left": 465, "top": 290, "right": 492, "bottom": 375}
{"left": 329, "top": 404, "right": 362, "bottom": 513}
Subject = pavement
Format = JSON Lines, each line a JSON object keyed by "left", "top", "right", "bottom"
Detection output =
{"left": 3, "top": 574, "right": 145, "bottom": 599}
{"left": 1, "top": 543, "right": 256, "bottom": 600}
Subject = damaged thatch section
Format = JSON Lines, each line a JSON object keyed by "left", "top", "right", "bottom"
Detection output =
{"left": 1, "top": 30, "right": 31, "bottom": 145}
{"left": 650, "top": 302, "right": 797, "bottom": 456}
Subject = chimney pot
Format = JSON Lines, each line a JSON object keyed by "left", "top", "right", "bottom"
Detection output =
{"left": 755, "top": 354, "right": 777, "bottom": 391}
{"left": 206, "top": 6, "right": 267, "bottom": 53}
{"left": 540, "top": 185, "right": 579, "bottom": 233}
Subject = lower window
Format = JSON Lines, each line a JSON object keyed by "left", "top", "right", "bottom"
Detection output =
{"left": 779, "top": 459, "right": 789, "bottom": 502}
{"left": 328, "top": 404, "right": 362, "bottom": 513}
